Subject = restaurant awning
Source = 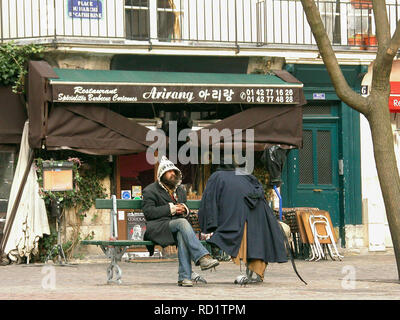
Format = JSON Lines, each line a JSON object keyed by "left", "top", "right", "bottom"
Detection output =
{"left": 48, "top": 68, "right": 304, "bottom": 105}
{"left": 0, "top": 86, "right": 27, "bottom": 147}
{"left": 195, "top": 105, "right": 303, "bottom": 151}
{"left": 45, "top": 105, "right": 154, "bottom": 155}
{"left": 28, "top": 60, "right": 305, "bottom": 153}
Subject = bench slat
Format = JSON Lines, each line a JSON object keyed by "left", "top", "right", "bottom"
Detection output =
{"left": 81, "top": 240, "right": 208, "bottom": 246}
{"left": 81, "top": 240, "right": 154, "bottom": 246}
{"left": 95, "top": 199, "right": 201, "bottom": 210}
{"left": 84, "top": 198, "right": 207, "bottom": 264}
{"left": 95, "top": 199, "right": 142, "bottom": 210}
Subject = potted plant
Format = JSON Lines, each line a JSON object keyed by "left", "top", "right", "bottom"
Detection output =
{"left": 364, "top": 35, "right": 377, "bottom": 47}
{"left": 348, "top": 33, "right": 364, "bottom": 46}
{"left": 350, "top": 0, "right": 372, "bottom": 9}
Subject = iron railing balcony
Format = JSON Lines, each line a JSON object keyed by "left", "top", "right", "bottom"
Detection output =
{"left": 0, "top": 0, "right": 398, "bottom": 50}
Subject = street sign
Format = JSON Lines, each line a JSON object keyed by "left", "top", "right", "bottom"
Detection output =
{"left": 68, "top": 0, "right": 103, "bottom": 19}
{"left": 312, "top": 93, "right": 326, "bottom": 100}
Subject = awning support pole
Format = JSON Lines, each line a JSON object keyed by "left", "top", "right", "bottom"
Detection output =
{"left": 273, "top": 186, "right": 283, "bottom": 221}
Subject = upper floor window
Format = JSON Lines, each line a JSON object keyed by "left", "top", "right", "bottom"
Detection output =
{"left": 125, "top": 0, "right": 182, "bottom": 41}
{"left": 317, "top": 0, "right": 341, "bottom": 44}
{"left": 348, "top": 1, "right": 375, "bottom": 42}
{"left": 125, "top": 0, "right": 149, "bottom": 40}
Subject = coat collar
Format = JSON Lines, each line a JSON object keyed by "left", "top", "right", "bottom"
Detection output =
{"left": 156, "top": 182, "right": 178, "bottom": 203}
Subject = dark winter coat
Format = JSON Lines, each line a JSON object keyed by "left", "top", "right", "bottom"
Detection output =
{"left": 198, "top": 168, "right": 288, "bottom": 263}
{"left": 142, "top": 181, "right": 188, "bottom": 247}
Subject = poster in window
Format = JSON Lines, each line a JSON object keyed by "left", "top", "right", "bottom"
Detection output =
{"left": 127, "top": 212, "right": 146, "bottom": 241}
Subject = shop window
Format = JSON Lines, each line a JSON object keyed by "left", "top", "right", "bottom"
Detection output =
{"left": 115, "top": 152, "right": 197, "bottom": 241}
{"left": 118, "top": 152, "right": 155, "bottom": 198}
{"left": 116, "top": 152, "right": 154, "bottom": 241}
{"left": 0, "top": 151, "right": 16, "bottom": 215}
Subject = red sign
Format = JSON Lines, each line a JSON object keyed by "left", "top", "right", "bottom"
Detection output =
{"left": 389, "top": 82, "right": 400, "bottom": 113}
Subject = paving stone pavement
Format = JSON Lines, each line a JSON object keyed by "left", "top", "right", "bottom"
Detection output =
{"left": 0, "top": 249, "right": 399, "bottom": 301}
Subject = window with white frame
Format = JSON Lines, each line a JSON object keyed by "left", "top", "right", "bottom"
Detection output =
{"left": 157, "top": 0, "right": 183, "bottom": 40}
{"left": 125, "top": 0, "right": 150, "bottom": 40}
{"left": 125, "top": 0, "right": 182, "bottom": 41}
{"left": 347, "top": 1, "right": 374, "bottom": 43}
{"left": 317, "top": 0, "right": 341, "bottom": 44}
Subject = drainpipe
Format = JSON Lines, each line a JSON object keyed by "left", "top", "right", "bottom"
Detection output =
{"left": 234, "top": 0, "right": 240, "bottom": 54}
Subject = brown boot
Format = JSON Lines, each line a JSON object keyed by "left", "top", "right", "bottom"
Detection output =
{"left": 198, "top": 255, "right": 219, "bottom": 271}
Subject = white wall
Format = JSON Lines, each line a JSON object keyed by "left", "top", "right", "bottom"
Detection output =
{"left": 360, "top": 114, "right": 392, "bottom": 251}
{"left": 0, "top": 0, "right": 124, "bottom": 39}
{"left": 358, "top": 60, "right": 400, "bottom": 252}
{"left": 0, "top": 0, "right": 398, "bottom": 45}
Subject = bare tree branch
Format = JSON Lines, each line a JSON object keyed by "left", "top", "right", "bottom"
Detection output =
{"left": 300, "top": 0, "right": 368, "bottom": 114}
{"left": 372, "top": 0, "right": 391, "bottom": 46}
{"left": 388, "top": 21, "right": 400, "bottom": 59}
{"left": 371, "top": 0, "right": 395, "bottom": 96}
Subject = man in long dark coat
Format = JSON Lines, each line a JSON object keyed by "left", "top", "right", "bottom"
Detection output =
{"left": 198, "top": 162, "right": 288, "bottom": 283}
{"left": 142, "top": 156, "right": 219, "bottom": 287}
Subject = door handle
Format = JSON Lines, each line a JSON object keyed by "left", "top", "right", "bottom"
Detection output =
{"left": 313, "top": 189, "right": 323, "bottom": 192}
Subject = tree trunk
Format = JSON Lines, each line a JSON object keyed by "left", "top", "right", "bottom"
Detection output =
{"left": 367, "top": 100, "right": 400, "bottom": 278}
{"left": 301, "top": 0, "right": 400, "bottom": 280}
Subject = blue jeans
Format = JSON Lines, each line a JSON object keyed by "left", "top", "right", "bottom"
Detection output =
{"left": 169, "top": 218, "right": 209, "bottom": 281}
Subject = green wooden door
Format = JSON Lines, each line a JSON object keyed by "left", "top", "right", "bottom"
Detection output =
{"left": 285, "top": 118, "right": 341, "bottom": 227}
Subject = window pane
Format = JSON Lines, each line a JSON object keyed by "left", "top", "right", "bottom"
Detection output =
{"left": 157, "top": 0, "right": 172, "bottom": 9}
{"left": 158, "top": 11, "right": 178, "bottom": 40}
{"left": 303, "top": 105, "right": 331, "bottom": 115}
{"left": 126, "top": 0, "right": 149, "bottom": 7}
{"left": 317, "top": 0, "right": 340, "bottom": 43}
{"left": 317, "top": 130, "right": 332, "bottom": 184}
{"left": 125, "top": 9, "right": 149, "bottom": 39}
{"left": 157, "top": 0, "right": 181, "bottom": 40}
{"left": 299, "top": 130, "right": 313, "bottom": 184}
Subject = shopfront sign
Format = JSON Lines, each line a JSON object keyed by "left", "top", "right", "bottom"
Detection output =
{"left": 312, "top": 93, "right": 326, "bottom": 100}
{"left": 389, "top": 82, "right": 400, "bottom": 113}
{"left": 51, "top": 84, "right": 302, "bottom": 105}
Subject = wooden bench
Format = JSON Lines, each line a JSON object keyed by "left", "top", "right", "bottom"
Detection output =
{"left": 81, "top": 196, "right": 206, "bottom": 284}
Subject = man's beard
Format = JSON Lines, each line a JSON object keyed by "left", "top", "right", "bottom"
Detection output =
{"left": 161, "top": 174, "right": 180, "bottom": 189}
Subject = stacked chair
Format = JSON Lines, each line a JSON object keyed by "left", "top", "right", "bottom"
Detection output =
{"left": 294, "top": 208, "right": 343, "bottom": 261}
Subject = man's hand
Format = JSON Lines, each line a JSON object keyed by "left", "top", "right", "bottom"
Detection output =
{"left": 175, "top": 203, "right": 187, "bottom": 215}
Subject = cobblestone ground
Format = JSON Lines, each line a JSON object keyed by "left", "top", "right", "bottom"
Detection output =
{"left": 0, "top": 250, "right": 399, "bottom": 301}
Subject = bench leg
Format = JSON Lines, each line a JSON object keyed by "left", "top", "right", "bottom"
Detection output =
{"left": 107, "top": 258, "right": 122, "bottom": 284}
{"left": 100, "top": 245, "right": 128, "bottom": 284}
